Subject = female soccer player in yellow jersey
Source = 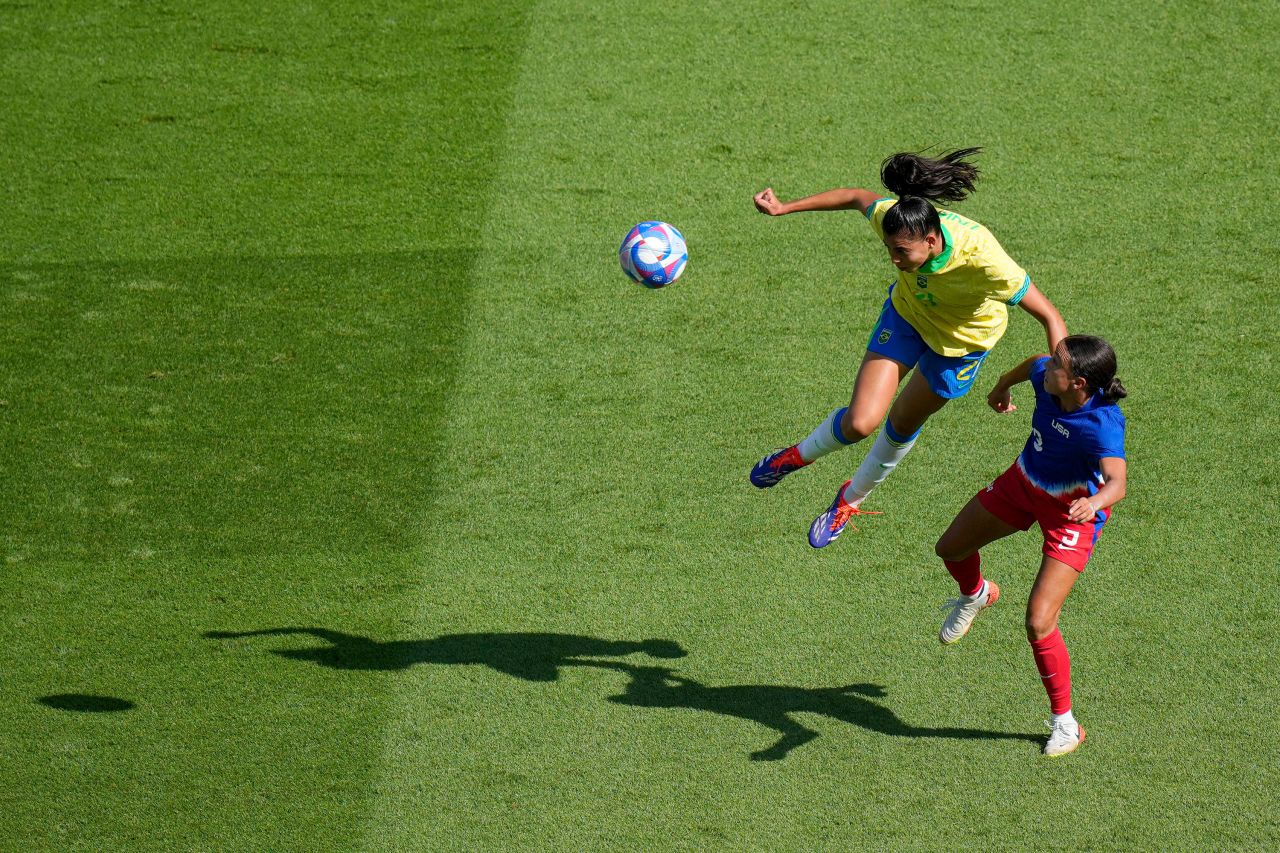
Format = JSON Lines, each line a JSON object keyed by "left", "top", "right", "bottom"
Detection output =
{"left": 749, "top": 148, "right": 1068, "bottom": 547}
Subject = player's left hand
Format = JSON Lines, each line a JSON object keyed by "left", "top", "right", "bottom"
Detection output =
{"left": 1067, "top": 497, "right": 1097, "bottom": 523}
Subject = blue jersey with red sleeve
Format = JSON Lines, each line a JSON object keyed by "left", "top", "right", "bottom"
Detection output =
{"left": 1016, "top": 357, "right": 1126, "bottom": 504}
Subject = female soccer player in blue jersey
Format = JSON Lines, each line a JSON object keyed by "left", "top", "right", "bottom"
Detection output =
{"left": 750, "top": 148, "right": 1067, "bottom": 548}
{"left": 933, "top": 335, "right": 1128, "bottom": 757}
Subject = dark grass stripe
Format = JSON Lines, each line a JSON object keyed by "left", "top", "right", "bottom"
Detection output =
{"left": 0, "top": 2, "right": 532, "bottom": 849}
{"left": 2, "top": 249, "right": 475, "bottom": 562}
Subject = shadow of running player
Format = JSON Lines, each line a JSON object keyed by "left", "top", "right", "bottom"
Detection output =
{"left": 203, "top": 627, "right": 686, "bottom": 682}
{"left": 586, "top": 663, "right": 1040, "bottom": 761}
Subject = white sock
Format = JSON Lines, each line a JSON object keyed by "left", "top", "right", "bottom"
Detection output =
{"left": 796, "top": 406, "right": 854, "bottom": 463}
{"left": 1051, "top": 709, "right": 1078, "bottom": 730}
{"left": 842, "top": 421, "right": 921, "bottom": 505}
{"left": 970, "top": 580, "right": 988, "bottom": 602}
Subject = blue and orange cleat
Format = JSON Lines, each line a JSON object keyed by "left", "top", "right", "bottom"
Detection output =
{"left": 750, "top": 446, "right": 808, "bottom": 488}
{"left": 808, "top": 480, "right": 881, "bottom": 548}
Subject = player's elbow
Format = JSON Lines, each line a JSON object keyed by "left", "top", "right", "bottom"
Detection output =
{"left": 1030, "top": 303, "right": 1063, "bottom": 332}
{"left": 1101, "top": 469, "right": 1127, "bottom": 506}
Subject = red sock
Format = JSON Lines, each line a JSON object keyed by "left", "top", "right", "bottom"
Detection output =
{"left": 1029, "top": 628, "right": 1072, "bottom": 715}
{"left": 944, "top": 553, "right": 983, "bottom": 597}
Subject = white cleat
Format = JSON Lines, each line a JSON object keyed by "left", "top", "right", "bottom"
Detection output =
{"left": 938, "top": 580, "right": 1000, "bottom": 645}
{"left": 1043, "top": 719, "right": 1086, "bottom": 757}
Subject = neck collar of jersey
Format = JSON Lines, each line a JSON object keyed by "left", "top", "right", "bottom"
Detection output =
{"left": 917, "top": 221, "right": 954, "bottom": 275}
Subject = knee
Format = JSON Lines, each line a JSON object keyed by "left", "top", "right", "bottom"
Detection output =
{"left": 840, "top": 409, "right": 878, "bottom": 442}
{"left": 934, "top": 537, "right": 963, "bottom": 562}
{"left": 886, "top": 411, "right": 925, "bottom": 439}
{"left": 934, "top": 530, "right": 976, "bottom": 563}
{"left": 1025, "top": 610, "right": 1058, "bottom": 642}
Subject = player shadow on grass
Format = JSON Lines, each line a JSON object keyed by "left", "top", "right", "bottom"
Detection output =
{"left": 205, "top": 628, "right": 1037, "bottom": 760}
{"left": 580, "top": 662, "right": 1041, "bottom": 761}
{"left": 203, "top": 627, "right": 686, "bottom": 682}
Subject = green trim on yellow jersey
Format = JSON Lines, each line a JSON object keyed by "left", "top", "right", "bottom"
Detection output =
{"left": 865, "top": 197, "right": 893, "bottom": 219}
{"left": 917, "top": 221, "right": 954, "bottom": 274}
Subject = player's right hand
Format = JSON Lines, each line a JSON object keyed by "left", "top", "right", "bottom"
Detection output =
{"left": 754, "top": 188, "right": 784, "bottom": 215}
{"left": 987, "top": 386, "right": 1016, "bottom": 413}
{"left": 1067, "top": 497, "right": 1098, "bottom": 523}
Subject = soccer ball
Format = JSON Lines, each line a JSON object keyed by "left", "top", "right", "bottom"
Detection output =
{"left": 619, "top": 221, "right": 687, "bottom": 288}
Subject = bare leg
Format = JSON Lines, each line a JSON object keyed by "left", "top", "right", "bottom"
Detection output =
{"left": 1026, "top": 556, "right": 1080, "bottom": 641}
{"left": 885, "top": 369, "right": 950, "bottom": 437}
{"left": 774, "top": 352, "right": 909, "bottom": 479}
{"left": 839, "top": 352, "right": 912, "bottom": 441}
{"left": 842, "top": 369, "right": 951, "bottom": 505}
{"left": 933, "top": 495, "right": 1020, "bottom": 640}
{"left": 935, "top": 495, "right": 1021, "bottom": 562}
{"left": 1026, "top": 556, "right": 1082, "bottom": 734}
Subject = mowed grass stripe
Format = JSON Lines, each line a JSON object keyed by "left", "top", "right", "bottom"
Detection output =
{"left": 0, "top": 3, "right": 532, "bottom": 850}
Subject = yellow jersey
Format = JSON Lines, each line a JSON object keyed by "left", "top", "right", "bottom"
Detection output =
{"left": 867, "top": 198, "right": 1030, "bottom": 357}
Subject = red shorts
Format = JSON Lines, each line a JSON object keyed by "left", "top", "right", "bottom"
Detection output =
{"left": 977, "top": 463, "right": 1109, "bottom": 572}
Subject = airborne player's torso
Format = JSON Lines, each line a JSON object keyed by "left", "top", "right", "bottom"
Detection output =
{"left": 866, "top": 200, "right": 1031, "bottom": 357}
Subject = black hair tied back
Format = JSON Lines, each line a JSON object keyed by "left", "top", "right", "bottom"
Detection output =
{"left": 881, "top": 196, "right": 940, "bottom": 239}
{"left": 880, "top": 147, "right": 983, "bottom": 203}
{"left": 1062, "top": 335, "right": 1128, "bottom": 403}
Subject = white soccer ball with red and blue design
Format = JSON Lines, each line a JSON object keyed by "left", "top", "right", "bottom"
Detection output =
{"left": 619, "top": 221, "right": 687, "bottom": 288}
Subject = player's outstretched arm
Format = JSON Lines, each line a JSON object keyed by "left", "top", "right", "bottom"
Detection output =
{"left": 1017, "top": 283, "right": 1068, "bottom": 352}
{"left": 986, "top": 355, "right": 1046, "bottom": 413}
{"left": 753, "top": 187, "right": 882, "bottom": 216}
{"left": 1067, "top": 457, "right": 1127, "bottom": 522}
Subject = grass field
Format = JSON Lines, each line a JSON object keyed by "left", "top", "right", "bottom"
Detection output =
{"left": 3, "top": 1, "right": 1279, "bottom": 849}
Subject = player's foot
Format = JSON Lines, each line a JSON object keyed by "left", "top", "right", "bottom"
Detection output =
{"left": 750, "top": 446, "right": 807, "bottom": 488}
{"left": 938, "top": 580, "right": 1001, "bottom": 645}
{"left": 808, "top": 480, "right": 881, "bottom": 548}
{"left": 1043, "top": 719, "right": 1086, "bottom": 757}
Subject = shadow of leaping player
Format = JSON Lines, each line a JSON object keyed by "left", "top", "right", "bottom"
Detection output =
{"left": 584, "top": 663, "right": 1040, "bottom": 761}
{"left": 204, "top": 627, "right": 686, "bottom": 682}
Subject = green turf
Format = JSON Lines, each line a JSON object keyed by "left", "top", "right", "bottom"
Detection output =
{"left": 3, "top": 0, "right": 1279, "bottom": 850}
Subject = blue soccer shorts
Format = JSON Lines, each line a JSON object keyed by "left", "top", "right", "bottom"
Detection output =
{"left": 865, "top": 294, "right": 990, "bottom": 400}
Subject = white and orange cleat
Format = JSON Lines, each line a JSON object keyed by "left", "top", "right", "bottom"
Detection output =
{"left": 1044, "top": 719, "right": 1086, "bottom": 757}
{"left": 938, "top": 580, "right": 1000, "bottom": 645}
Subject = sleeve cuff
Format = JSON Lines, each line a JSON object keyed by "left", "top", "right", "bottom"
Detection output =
{"left": 1006, "top": 274, "right": 1031, "bottom": 305}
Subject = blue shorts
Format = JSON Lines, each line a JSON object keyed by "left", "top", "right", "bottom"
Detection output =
{"left": 865, "top": 295, "right": 989, "bottom": 399}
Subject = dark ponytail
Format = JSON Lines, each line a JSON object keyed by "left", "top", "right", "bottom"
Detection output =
{"left": 880, "top": 147, "right": 983, "bottom": 202}
{"left": 879, "top": 147, "right": 982, "bottom": 239}
{"left": 1061, "top": 335, "right": 1128, "bottom": 404}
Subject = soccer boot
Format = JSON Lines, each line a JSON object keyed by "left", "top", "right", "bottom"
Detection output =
{"left": 1043, "top": 719, "right": 1086, "bottom": 757}
{"left": 938, "top": 580, "right": 1001, "bottom": 645}
{"left": 807, "top": 480, "right": 881, "bottom": 548}
{"left": 750, "top": 445, "right": 807, "bottom": 488}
